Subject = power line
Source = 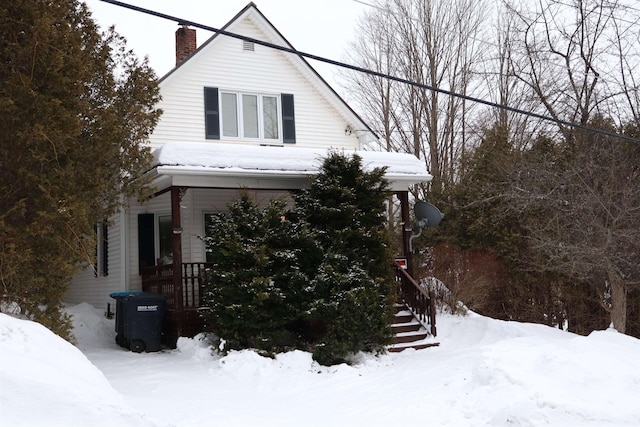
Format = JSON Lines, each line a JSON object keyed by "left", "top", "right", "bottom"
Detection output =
{"left": 99, "top": 0, "right": 639, "bottom": 144}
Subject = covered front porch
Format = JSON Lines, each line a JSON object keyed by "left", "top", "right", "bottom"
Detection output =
{"left": 140, "top": 142, "right": 435, "bottom": 346}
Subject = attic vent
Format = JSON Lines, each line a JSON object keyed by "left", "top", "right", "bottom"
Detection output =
{"left": 243, "top": 40, "right": 255, "bottom": 51}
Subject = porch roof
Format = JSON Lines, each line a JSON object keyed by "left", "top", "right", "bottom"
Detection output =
{"left": 149, "top": 142, "right": 432, "bottom": 191}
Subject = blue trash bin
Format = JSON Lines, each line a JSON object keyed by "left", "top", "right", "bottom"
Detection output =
{"left": 110, "top": 292, "right": 166, "bottom": 352}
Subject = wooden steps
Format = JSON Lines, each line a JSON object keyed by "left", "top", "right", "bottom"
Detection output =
{"left": 388, "top": 303, "right": 439, "bottom": 353}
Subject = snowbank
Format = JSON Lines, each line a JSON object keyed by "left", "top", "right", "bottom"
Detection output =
{"left": 2, "top": 304, "right": 639, "bottom": 426}
{"left": 0, "top": 313, "right": 157, "bottom": 427}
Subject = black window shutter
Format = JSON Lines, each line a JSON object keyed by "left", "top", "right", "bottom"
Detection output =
{"left": 204, "top": 87, "right": 220, "bottom": 140}
{"left": 281, "top": 94, "right": 296, "bottom": 143}
{"left": 138, "top": 214, "right": 155, "bottom": 275}
{"left": 102, "top": 220, "right": 108, "bottom": 277}
{"left": 93, "top": 224, "right": 98, "bottom": 277}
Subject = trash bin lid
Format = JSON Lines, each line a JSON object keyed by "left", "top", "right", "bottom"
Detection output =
{"left": 109, "top": 291, "right": 144, "bottom": 299}
{"left": 128, "top": 292, "right": 168, "bottom": 301}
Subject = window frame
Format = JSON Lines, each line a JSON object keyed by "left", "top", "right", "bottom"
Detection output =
{"left": 156, "top": 213, "right": 173, "bottom": 266}
{"left": 219, "top": 90, "right": 282, "bottom": 141}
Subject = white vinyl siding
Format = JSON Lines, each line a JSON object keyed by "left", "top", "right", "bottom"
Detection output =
{"left": 65, "top": 210, "right": 125, "bottom": 310}
{"left": 190, "top": 189, "right": 290, "bottom": 262}
{"left": 150, "top": 17, "right": 362, "bottom": 150}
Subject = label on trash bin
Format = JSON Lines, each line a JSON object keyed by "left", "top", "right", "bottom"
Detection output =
{"left": 137, "top": 305, "right": 159, "bottom": 312}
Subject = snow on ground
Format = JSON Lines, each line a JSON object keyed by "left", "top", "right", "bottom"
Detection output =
{"left": 2, "top": 302, "right": 639, "bottom": 427}
{"left": 0, "top": 310, "right": 155, "bottom": 427}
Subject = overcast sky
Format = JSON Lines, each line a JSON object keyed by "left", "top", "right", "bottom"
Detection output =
{"left": 84, "top": 0, "right": 369, "bottom": 86}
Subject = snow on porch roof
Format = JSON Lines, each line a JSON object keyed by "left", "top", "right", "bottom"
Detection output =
{"left": 150, "top": 142, "right": 432, "bottom": 191}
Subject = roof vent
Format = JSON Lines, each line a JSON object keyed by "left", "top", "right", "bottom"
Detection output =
{"left": 243, "top": 40, "right": 255, "bottom": 51}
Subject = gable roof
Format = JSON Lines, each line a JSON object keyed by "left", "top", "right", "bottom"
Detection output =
{"left": 158, "top": 2, "right": 377, "bottom": 141}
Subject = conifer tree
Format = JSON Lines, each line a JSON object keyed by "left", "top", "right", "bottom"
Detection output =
{"left": 0, "top": 0, "right": 161, "bottom": 338}
{"left": 294, "top": 152, "right": 395, "bottom": 364}
{"left": 200, "top": 154, "right": 396, "bottom": 364}
{"left": 200, "top": 194, "right": 320, "bottom": 352}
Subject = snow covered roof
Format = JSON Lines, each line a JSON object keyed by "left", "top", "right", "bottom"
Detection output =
{"left": 150, "top": 142, "right": 431, "bottom": 191}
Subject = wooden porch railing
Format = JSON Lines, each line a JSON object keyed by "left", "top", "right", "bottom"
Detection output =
{"left": 141, "top": 262, "right": 212, "bottom": 310}
{"left": 143, "top": 261, "right": 436, "bottom": 340}
{"left": 394, "top": 262, "right": 437, "bottom": 337}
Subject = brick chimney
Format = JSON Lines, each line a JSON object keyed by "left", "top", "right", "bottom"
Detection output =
{"left": 175, "top": 25, "right": 197, "bottom": 66}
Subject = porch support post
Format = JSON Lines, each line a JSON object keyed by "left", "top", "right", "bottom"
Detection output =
{"left": 397, "top": 191, "right": 414, "bottom": 278}
{"left": 171, "top": 186, "right": 186, "bottom": 337}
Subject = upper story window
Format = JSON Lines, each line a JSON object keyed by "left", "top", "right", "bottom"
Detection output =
{"left": 204, "top": 87, "right": 295, "bottom": 143}
{"left": 221, "top": 92, "right": 279, "bottom": 140}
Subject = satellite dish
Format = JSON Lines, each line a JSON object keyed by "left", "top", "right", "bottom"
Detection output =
{"left": 409, "top": 201, "right": 444, "bottom": 252}
{"left": 414, "top": 201, "right": 444, "bottom": 227}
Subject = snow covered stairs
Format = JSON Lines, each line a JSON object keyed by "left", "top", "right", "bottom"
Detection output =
{"left": 388, "top": 303, "right": 439, "bottom": 352}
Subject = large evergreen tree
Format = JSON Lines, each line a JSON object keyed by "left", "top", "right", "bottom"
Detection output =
{"left": 201, "top": 153, "right": 395, "bottom": 364}
{"left": 294, "top": 151, "right": 395, "bottom": 364}
{"left": 0, "top": 0, "right": 161, "bottom": 338}
{"left": 439, "top": 118, "right": 639, "bottom": 337}
{"left": 200, "top": 194, "right": 320, "bottom": 352}
{"left": 506, "top": 118, "right": 640, "bottom": 334}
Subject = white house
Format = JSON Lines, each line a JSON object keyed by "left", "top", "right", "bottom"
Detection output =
{"left": 65, "top": 2, "right": 434, "bottom": 347}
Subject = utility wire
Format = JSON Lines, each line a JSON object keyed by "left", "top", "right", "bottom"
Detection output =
{"left": 99, "top": 0, "right": 639, "bottom": 144}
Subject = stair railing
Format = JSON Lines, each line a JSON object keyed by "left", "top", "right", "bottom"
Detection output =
{"left": 393, "top": 262, "right": 437, "bottom": 337}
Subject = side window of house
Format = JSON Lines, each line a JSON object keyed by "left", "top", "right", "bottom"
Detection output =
{"left": 204, "top": 87, "right": 295, "bottom": 143}
{"left": 137, "top": 214, "right": 173, "bottom": 273}
{"left": 157, "top": 215, "right": 173, "bottom": 265}
{"left": 94, "top": 220, "right": 108, "bottom": 277}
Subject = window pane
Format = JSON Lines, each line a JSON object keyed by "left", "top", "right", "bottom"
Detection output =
{"left": 263, "top": 96, "right": 279, "bottom": 139}
{"left": 243, "top": 94, "right": 258, "bottom": 138}
{"left": 158, "top": 215, "right": 173, "bottom": 265}
{"left": 221, "top": 93, "right": 238, "bottom": 137}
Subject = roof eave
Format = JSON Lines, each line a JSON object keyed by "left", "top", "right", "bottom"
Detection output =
{"left": 151, "top": 165, "right": 431, "bottom": 192}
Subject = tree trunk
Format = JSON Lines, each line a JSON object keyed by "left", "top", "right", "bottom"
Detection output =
{"left": 608, "top": 269, "right": 627, "bottom": 333}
